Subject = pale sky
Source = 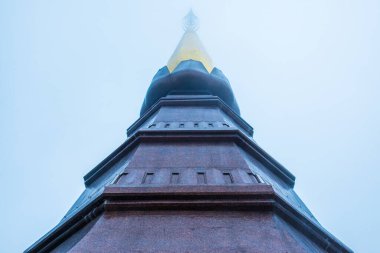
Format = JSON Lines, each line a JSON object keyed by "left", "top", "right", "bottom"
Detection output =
{"left": 1, "top": 1, "right": 379, "bottom": 252}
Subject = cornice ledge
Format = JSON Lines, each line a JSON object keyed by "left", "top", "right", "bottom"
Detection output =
{"left": 84, "top": 129, "right": 295, "bottom": 188}
{"left": 26, "top": 185, "right": 352, "bottom": 253}
{"left": 127, "top": 95, "right": 253, "bottom": 137}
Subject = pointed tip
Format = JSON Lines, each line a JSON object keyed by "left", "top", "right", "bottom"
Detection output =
{"left": 167, "top": 10, "right": 213, "bottom": 73}
{"left": 183, "top": 9, "right": 199, "bottom": 32}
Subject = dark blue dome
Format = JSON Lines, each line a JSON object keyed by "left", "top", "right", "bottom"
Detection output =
{"left": 140, "top": 60, "right": 240, "bottom": 116}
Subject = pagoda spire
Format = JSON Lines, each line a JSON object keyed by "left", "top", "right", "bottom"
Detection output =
{"left": 26, "top": 10, "right": 353, "bottom": 253}
{"left": 167, "top": 10, "right": 213, "bottom": 73}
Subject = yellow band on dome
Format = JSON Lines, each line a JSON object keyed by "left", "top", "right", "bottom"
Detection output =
{"left": 167, "top": 11, "right": 213, "bottom": 73}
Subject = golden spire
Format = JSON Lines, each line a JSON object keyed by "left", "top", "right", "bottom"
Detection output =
{"left": 167, "top": 10, "right": 214, "bottom": 73}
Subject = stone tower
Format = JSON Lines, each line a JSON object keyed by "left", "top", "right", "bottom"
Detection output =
{"left": 26, "top": 11, "right": 352, "bottom": 253}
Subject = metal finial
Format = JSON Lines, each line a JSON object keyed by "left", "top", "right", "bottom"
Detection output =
{"left": 183, "top": 10, "right": 199, "bottom": 32}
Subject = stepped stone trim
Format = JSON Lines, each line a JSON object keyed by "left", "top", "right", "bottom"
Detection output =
{"left": 84, "top": 130, "right": 295, "bottom": 188}
{"left": 25, "top": 185, "right": 352, "bottom": 253}
{"left": 128, "top": 96, "right": 253, "bottom": 137}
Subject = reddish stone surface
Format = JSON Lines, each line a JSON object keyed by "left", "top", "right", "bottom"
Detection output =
{"left": 63, "top": 211, "right": 323, "bottom": 253}
{"left": 26, "top": 94, "right": 352, "bottom": 252}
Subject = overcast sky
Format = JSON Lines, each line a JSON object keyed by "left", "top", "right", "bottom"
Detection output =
{"left": 1, "top": 1, "right": 379, "bottom": 252}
